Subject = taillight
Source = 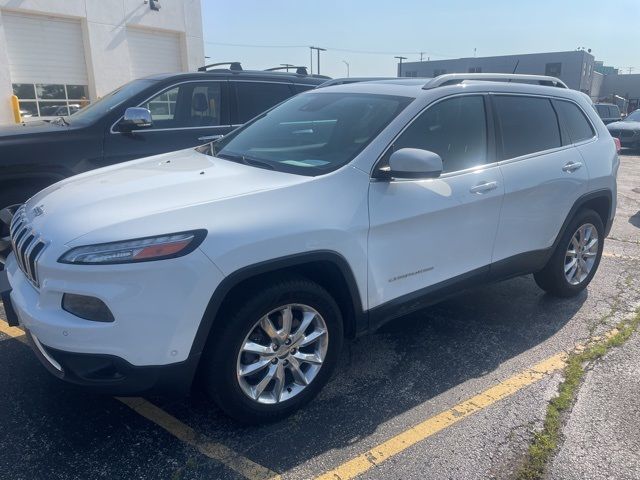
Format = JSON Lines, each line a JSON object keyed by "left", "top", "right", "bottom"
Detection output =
{"left": 613, "top": 137, "right": 621, "bottom": 152}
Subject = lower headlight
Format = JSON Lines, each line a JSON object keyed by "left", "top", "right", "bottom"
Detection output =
{"left": 58, "top": 230, "right": 206, "bottom": 265}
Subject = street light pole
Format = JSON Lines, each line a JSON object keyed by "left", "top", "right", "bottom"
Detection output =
{"left": 342, "top": 60, "right": 350, "bottom": 77}
{"left": 310, "top": 47, "right": 326, "bottom": 75}
{"left": 395, "top": 56, "right": 407, "bottom": 77}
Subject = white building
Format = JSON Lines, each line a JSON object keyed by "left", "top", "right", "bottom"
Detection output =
{"left": 0, "top": 0, "right": 204, "bottom": 124}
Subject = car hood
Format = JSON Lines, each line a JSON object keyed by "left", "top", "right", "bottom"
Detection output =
{"left": 607, "top": 120, "right": 640, "bottom": 131}
{"left": 23, "top": 148, "right": 310, "bottom": 244}
{"left": 0, "top": 120, "right": 72, "bottom": 138}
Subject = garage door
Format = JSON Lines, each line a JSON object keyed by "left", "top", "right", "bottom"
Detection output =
{"left": 127, "top": 28, "right": 183, "bottom": 78}
{"left": 3, "top": 12, "right": 88, "bottom": 85}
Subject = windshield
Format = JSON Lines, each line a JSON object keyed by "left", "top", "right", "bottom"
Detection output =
{"left": 65, "top": 79, "right": 157, "bottom": 125}
{"left": 212, "top": 92, "right": 412, "bottom": 175}
{"left": 625, "top": 110, "right": 640, "bottom": 122}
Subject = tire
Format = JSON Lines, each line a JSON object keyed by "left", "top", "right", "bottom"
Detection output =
{"left": 534, "top": 208, "right": 604, "bottom": 297}
{"left": 201, "top": 275, "right": 343, "bottom": 424}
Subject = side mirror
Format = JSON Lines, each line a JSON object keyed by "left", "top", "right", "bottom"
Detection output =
{"left": 383, "top": 148, "right": 443, "bottom": 179}
{"left": 119, "top": 107, "right": 153, "bottom": 132}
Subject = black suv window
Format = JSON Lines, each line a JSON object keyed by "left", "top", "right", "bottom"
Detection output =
{"left": 234, "top": 81, "right": 293, "bottom": 124}
{"left": 495, "top": 96, "right": 561, "bottom": 159}
{"left": 143, "top": 81, "right": 227, "bottom": 129}
{"left": 389, "top": 95, "right": 488, "bottom": 173}
{"left": 553, "top": 100, "right": 594, "bottom": 144}
{"left": 608, "top": 105, "right": 620, "bottom": 118}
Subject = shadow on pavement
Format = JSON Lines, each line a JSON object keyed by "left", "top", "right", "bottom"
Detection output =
{"left": 0, "top": 275, "right": 586, "bottom": 478}
{"left": 154, "top": 275, "right": 586, "bottom": 474}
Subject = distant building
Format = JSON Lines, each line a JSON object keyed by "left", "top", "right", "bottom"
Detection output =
{"left": 399, "top": 51, "right": 596, "bottom": 92}
{"left": 0, "top": 0, "right": 204, "bottom": 124}
{"left": 594, "top": 61, "right": 619, "bottom": 76}
{"left": 599, "top": 74, "right": 640, "bottom": 112}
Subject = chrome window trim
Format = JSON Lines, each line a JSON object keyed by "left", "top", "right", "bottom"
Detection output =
{"left": 109, "top": 79, "right": 231, "bottom": 134}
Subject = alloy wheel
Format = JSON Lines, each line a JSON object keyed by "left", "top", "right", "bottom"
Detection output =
{"left": 236, "top": 303, "right": 329, "bottom": 404}
{"left": 564, "top": 223, "right": 599, "bottom": 285}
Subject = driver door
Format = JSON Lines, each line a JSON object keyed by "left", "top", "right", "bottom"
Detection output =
{"left": 367, "top": 95, "right": 504, "bottom": 318}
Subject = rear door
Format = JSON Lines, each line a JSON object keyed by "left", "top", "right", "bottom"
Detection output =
{"left": 230, "top": 81, "right": 296, "bottom": 126}
{"left": 492, "top": 94, "right": 590, "bottom": 265}
{"left": 104, "top": 80, "right": 231, "bottom": 164}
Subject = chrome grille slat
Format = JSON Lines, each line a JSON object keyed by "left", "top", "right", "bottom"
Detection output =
{"left": 9, "top": 205, "right": 48, "bottom": 288}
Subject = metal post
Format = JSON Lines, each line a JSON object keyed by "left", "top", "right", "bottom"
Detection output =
{"left": 395, "top": 56, "right": 407, "bottom": 77}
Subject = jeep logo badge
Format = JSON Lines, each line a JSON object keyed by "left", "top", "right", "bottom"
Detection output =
{"left": 32, "top": 205, "right": 45, "bottom": 217}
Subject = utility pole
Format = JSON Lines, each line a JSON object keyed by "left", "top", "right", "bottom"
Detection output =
{"left": 395, "top": 56, "right": 407, "bottom": 77}
{"left": 309, "top": 47, "right": 313, "bottom": 74}
{"left": 280, "top": 63, "right": 295, "bottom": 72}
{"left": 628, "top": 67, "right": 635, "bottom": 74}
{"left": 310, "top": 46, "right": 326, "bottom": 75}
{"left": 420, "top": 52, "right": 425, "bottom": 62}
{"left": 342, "top": 60, "right": 350, "bottom": 77}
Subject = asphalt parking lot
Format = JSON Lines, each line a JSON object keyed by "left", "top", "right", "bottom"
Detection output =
{"left": 1, "top": 152, "right": 639, "bottom": 480}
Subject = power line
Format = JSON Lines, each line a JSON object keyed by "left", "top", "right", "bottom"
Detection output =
{"left": 203, "top": 40, "right": 455, "bottom": 58}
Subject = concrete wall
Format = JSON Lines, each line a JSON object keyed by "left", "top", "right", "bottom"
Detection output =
{"left": 400, "top": 51, "right": 595, "bottom": 92}
{"left": 0, "top": 0, "right": 204, "bottom": 123}
{"left": 600, "top": 74, "right": 640, "bottom": 101}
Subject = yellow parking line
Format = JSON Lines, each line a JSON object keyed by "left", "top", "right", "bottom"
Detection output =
{"left": 315, "top": 352, "right": 567, "bottom": 480}
{"left": 118, "top": 397, "right": 281, "bottom": 480}
{"left": 0, "top": 317, "right": 278, "bottom": 479}
{"left": 0, "top": 320, "right": 26, "bottom": 343}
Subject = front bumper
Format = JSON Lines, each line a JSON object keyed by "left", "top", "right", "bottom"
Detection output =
{"left": 3, "top": 243, "right": 224, "bottom": 394}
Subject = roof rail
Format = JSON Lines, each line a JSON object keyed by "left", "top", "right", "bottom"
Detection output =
{"left": 198, "top": 62, "right": 242, "bottom": 72}
{"left": 265, "top": 66, "right": 309, "bottom": 75}
{"left": 316, "top": 77, "right": 396, "bottom": 88}
{"left": 422, "top": 73, "right": 568, "bottom": 90}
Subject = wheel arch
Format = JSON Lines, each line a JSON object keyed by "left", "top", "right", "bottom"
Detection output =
{"left": 552, "top": 189, "right": 613, "bottom": 254}
{"left": 189, "top": 251, "right": 367, "bottom": 360}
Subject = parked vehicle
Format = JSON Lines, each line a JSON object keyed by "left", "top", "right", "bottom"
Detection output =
{"left": 607, "top": 110, "right": 640, "bottom": 149}
{"left": 0, "top": 63, "right": 329, "bottom": 212}
{"left": 593, "top": 103, "right": 622, "bottom": 124}
{"left": 1, "top": 73, "right": 618, "bottom": 423}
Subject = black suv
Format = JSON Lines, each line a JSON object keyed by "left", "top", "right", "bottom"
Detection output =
{"left": 0, "top": 63, "right": 329, "bottom": 210}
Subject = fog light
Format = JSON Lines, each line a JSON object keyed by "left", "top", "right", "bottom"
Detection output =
{"left": 62, "top": 294, "right": 115, "bottom": 323}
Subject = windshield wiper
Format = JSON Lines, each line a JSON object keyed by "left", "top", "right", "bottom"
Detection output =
{"left": 217, "top": 152, "right": 274, "bottom": 170}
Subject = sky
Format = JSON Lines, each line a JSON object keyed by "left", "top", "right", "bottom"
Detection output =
{"left": 201, "top": 0, "right": 639, "bottom": 79}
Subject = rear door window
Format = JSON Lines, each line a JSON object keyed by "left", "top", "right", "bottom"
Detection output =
{"left": 553, "top": 100, "right": 595, "bottom": 144}
{"left": 233, "top": 81, "right": 294, "bottom": 124}
{"left": 494, "top": 96, "right": 561, "bottom": 159}
{"left": 608, "top": 105, "right": 620, "bottom": 118}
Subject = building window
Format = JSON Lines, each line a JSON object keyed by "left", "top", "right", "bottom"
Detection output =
{"left": 404, "top": 71, "right": 418, "bottom": 77}
{"left": 545, "top": 63, "right": 562, "bottom": 77}
{"left": 468, "top": 67, "right": 482, "bottom": 73}
{"left": 433, "top": 69, "right": 447, "bottom": 77}
{"left": 12, "top": 83, "right": 89, "bottom": 118}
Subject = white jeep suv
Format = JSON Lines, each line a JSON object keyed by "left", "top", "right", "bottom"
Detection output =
{"left": 2, "top": 74, "right": 618, "bottom": 423}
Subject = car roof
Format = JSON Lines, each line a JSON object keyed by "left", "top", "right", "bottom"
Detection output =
{"left": 143, "top": 70, "right": 329, "bottom": 85}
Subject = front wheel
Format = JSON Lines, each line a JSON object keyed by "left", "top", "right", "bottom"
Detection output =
{"left": 201, "top": 276, "right": 343, "bottom": 423}
{"left": 534, "top": 209, "right": 604, "bottom": 297}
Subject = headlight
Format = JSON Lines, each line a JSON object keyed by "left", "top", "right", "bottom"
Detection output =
{"left": 58, "top": 230, "right": 206, "bottom": 265}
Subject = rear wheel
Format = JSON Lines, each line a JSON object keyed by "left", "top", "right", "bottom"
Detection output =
{"left": 534, "top": 209, "right": 604, "bottom": 297}
{"left": 201, "top": 276, "right": 343, "bottom": 423}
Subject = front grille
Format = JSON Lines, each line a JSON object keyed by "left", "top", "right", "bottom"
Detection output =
{"left": 9, "top": 205, "right": 48, "bottom": 287}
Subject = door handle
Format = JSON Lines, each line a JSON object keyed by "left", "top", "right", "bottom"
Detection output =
{"left": 198, "top": 134, "right": 224, "bottom": 142}
{"left": 470, "top": 181, "right": 499, "bottom": 194}
{"left": 562, "top": 161, "right": 583, "bottom": 172}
